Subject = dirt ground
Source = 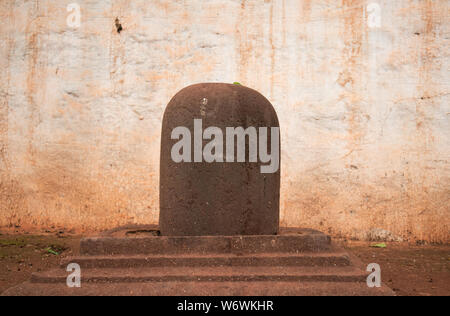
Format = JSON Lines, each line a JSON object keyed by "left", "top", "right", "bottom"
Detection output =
{"left": 340, "top": 240, "right": 450, "bottom": 296}
{"left": 0, "top": 233, "right": 448, "bottom": 296}
{"left": 0, "top": 232, "right": 81, "bottom": 294}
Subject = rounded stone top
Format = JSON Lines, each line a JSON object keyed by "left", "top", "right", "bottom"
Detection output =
{"left": 163, "top": 83, "right": 279, "bottom": 128}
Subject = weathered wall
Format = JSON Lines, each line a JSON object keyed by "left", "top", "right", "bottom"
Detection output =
{"left": 0, "top": 0, "right": 448, "bottom": 242}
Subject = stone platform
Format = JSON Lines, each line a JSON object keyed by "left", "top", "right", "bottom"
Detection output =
{"left": 2, "top": 227, "right": 395, "bottom": 296}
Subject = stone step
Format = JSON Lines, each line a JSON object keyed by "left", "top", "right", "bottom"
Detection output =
{"left": 60, "top": 252, "right": 351, "bottom": 269}
{"left": 2, "top": 281, "right": 396, "bottom": 296}
{"left": 31, "top": 266, "right": 368, "bottom": 284}
{"left": 80, "top": 230, "right": 331, "bottom": 256}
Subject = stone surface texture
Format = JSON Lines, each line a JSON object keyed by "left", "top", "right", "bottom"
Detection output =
{"left": 0, "top": 1, "right": 449, "bottom": 242}
{"left": 160, "top": 83, "right": 280, "bottom": 236}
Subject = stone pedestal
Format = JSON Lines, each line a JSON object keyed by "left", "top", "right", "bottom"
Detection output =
{"left": 1, "top": 84, "right": 395, "bottom": 296}
{"left": 1, "top": 226, "right": 395, "bottom": 296}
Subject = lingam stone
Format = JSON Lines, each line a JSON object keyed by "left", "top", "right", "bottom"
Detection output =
{"left": 160, "top": 83, "right": 280, "bottom": 236}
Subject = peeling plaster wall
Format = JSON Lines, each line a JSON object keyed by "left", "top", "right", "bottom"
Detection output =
{"left": 0, "top": 0, "right": 449, "bottom": 242}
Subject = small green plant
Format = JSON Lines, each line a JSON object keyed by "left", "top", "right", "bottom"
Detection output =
{"left": 233, "top": 82, "right": 241, "bottom": 85}
{"left": 45, "top": 247, "right": 60, "bottom": 256}
{"left": 370, "top": 243, "right": 387, "bottom": 248}
{"left": 45, "top": 244, "right": 66, "bottom": 256}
